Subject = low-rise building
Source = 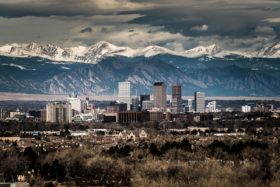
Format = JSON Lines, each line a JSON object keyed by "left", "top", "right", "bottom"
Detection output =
{"left": 127, "top": 132, "right": 136, "bottom": 141}
{"left": 241, "top": 105, "right": 251, "bottom": 113}
{"left": 139, "top": 130, "right": 148, "bottom": 139}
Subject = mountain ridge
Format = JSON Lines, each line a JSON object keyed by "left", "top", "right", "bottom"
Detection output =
{"left": 0, "top": 54, "right": 280, "bottom": 96}
{"left": 1, "top": 41, "right": 278, "bottom": 64}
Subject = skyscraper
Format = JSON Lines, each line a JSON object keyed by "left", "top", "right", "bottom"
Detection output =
{"left": 172, "top": 84, "right": 182, "bottom": 113}
{"left": 131, "top": 96, "right": 140, "bottom": 112}
{"left": 118, "top": 81, "right": 131, "bottom": 110}
{"left": 0, "top": 108, "right": 5, "bottom": 120}
{"left": 67, "top": 95, "right": 82, "bottom": 113}
{"left": 140, "top": 94, "right": 150, "bottom": 110}
{"left": 172, "top": 84, "right": 182, "bottom": 100}
{"left": 46, "top": 101, "right": 72, "bottom": 123}
{"left": 187, "top": 99, "right": 192, "bottom": 112}
{"left": 153, "top": 82, "right": 167, "bottom": 111}
{"left": 195, "top": 92, "right": 205, "bottom": 113}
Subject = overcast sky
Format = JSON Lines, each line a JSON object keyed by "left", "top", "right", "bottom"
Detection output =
{"left": 0, "top": 0, "right": 280, "bottom": 51}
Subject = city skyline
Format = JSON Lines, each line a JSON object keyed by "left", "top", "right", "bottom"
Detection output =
{"left": 1, "top": 1, "right": 280, "bottom": 186}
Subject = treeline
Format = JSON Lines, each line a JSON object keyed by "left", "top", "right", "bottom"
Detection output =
{"left": 1, "top": 137, "right": 280, "bottom": 186}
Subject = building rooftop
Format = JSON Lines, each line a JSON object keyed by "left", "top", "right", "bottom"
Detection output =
{"left": 153, "top": 82, "right": 164, "bottom": 86}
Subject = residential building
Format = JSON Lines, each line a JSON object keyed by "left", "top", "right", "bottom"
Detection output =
{"left": 139, "top": 130, "right": 148, "bottom": 139}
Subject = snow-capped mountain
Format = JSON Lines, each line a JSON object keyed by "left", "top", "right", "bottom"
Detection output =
{"left": 0, "top": 41, "right": 257, "bottom": 63}
{"left": 136, "top": 45, "right": 183, "bottom": 57}
{"left": 0, "top": 42, "right": 88, "bottom": 62}
{"left": 258, "top": 42, "right": 280, "bottom": 58}
{"left": 183, "top": 44, "right": 222, "bottom": 58}
{"left": 0, "top": 41, "right": 280, "bottom": 64}
{"left": 1, "top": 53, "right": 280, "bottom": 96}
{"left": 83, "top": 41, "right": 136, "bottom": 63}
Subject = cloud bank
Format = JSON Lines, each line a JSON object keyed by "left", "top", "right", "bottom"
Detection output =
{"left": 0, "top": 0, "right": 279, "bottom": 51}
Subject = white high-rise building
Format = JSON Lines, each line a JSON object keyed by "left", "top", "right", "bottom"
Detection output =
{"left": 46, "top": 102, "right": 72, "bottom": 123}
{"left": 118, "top": 82, "right": 131, "bottom": 110}
{"left": 187, "top": 99, "right": 192, "bottom": 112}
{"left": 241, "top": 105, "right": 251, "bottom": 113}
{"left": 0, "top": 108, "right": 4, "bottom": 120}
{"left": 195, "top": 92, "right": 205, "bottom": 113}
{"left": 67, "top": 96, "right": 83, "bottom": 113}
{"left": 206, "top": 101, "right": 220, "bottom": 113}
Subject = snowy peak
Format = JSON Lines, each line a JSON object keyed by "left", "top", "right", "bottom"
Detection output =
{"left": 258, "top": 42, "right": 280, "bottom": 58}
{"left": 1, "top": 41, "right": 280, "bottom": 63}
{"left": 84, "top": 41, "right": 135, "bottom": 63}
{"left": 138, "top": 45, "right": 179, "bottom": 57}
{"left": 0, "top": 42, "right": 88, "bottom": 62}
{"left": 183, "top": 44, "right": 222, "bottom": 58}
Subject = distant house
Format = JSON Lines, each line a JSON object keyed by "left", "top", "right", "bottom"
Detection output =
{"left": 117, "top": 132, "right": 124, "bottom": 139}
{"left": 139, "top": 130, "right": 148, "bottom": 139}
{"left": 126, "top": 132, "right": 136, "bottom": 141}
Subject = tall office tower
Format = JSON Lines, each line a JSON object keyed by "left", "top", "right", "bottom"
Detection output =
{"left": 40, "top": 109, "right": 46, "bottom": 122}
{"left": 67, "top": 95, "right": 82, "bottom": 113}
{"left": 195, "top": 92, "right": 205, "bottom": 113}
{"left": 118, "top": 81, "right": 131, "bottom": 110}
{"left": 172, "top": 84, "right": 182, "bottom": 113}
{"left": 85, "top": 97, "right": 90, "bottom": 109}
{"left": 140, "top": 94, "right": 150, "bottom": 110}
{"left": 0, "top": 108, "right": 4, "bottom": 120}
{"left": 172, "top": 84, "right": 182, "bottom": 100}
{"left": 46, "top": 102, "right": 72, "bottom": 123}
{"left": 131, "top": 96, "right": 140, "bottom": 112}
{"left": 153, "top": 82, "right": 167, "bottom": 111}
{"left": 186, "top": 99, "right": 192, "bottom": 112}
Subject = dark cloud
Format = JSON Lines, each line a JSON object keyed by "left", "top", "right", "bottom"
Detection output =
{"left": 80, "top": 27, "right": 92, "bottom": 33}
{"left": 0, "top": 0, "right": 151, "bottom": 17}
{"left": 0, "top": 0, "right": 280, "bottom": 50}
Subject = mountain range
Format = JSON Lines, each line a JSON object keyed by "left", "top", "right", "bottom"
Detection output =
{"left": 1, "top": 41, "right": 280, "bottom": 63}
{"left": 0, "top": 41, "right": 280, "bottom": 96}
